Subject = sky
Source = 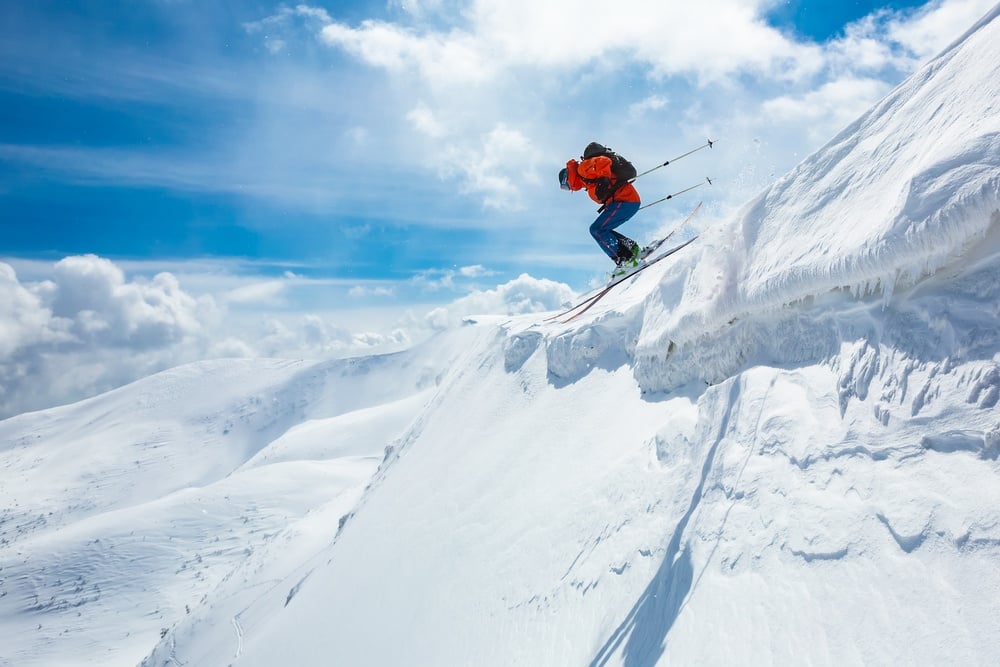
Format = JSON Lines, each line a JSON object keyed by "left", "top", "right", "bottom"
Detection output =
{"left": 0, "top": 0, "right": 997, "bottom": 417}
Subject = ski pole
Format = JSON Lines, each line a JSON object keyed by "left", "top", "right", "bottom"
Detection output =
{"left": 631, "top": 139, "right": 714, "bottom": 182}
{"left": 638, "top": 177, "right": 713, "bottom": 211}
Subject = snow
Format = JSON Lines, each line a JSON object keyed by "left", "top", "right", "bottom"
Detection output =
{"left": 3, "top": 6, "right": 1000, "bottom": 667}
{"left": 0, "top": 334, "right": 472, "bottom": 667}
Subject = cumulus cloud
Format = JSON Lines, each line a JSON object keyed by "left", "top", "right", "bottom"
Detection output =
{"left": 407, "top": 102, "right": 448, "bottom": 138}
{"left": 0, "top": 256, "right": 220, "bottom": 417}
{"left": 887, "top": 0, "right": 998, "bottom": 58}
{"left": 0, "top": 263, "right": 69, "bottom": 357}
{"left": 315, "top": 0, "right": 822, "bottom": 84}
{"left": 760, "top": 77, "right": 891, "bottom": 142}
{"left": 101, "top": 264, "right": 201, "bottom": 344}
{"left": 629, "top": 95, "right": 669, "bottom": 119}
{"left": 37, "top": 255, "right": 210, "bottom": 349}
{"left": 320, "top": 19, "right": 494, "bottom": 86}
{"left": 424, "top": 273, "right": 574, "bottom": 330}
{"left": 0, "top": 255, "right": 574, "bottom": 419}
{"left": 227, "top": 0, "right": 997, "bottom": 223}
{"left": 458, "top": 265, "right": 491, "bottom": 278}
{"left": 441, "top": 124, "right": 542, "bottom": 209}
{"left": 5, "top": 0, "right": 991, "bottom": 419}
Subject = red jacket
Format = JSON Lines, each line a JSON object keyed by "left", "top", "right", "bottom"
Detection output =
{"left": 565, "top": 156, "right": 640, "bottom": 204}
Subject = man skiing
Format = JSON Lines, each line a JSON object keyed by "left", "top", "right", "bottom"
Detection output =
{"left": 560, "top": 142, "right": 642, "bottom": 269}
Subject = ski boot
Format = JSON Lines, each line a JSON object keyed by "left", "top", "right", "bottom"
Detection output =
{"left": 610, "top": 244, "right": 642, "bottom": 278}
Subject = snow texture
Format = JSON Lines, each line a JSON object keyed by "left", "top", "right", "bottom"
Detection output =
{"left": 2, "top": 6, "right": 1000, "bottom": 667}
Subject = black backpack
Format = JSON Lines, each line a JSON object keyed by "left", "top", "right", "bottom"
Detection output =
{"left": 582, "top": 142, "right": 637, "bottom": 182}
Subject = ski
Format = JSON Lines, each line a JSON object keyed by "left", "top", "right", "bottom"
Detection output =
{"left": 545, "top": 202, "right": 702, "bottom": 323}
{"left": 560, "top": 235, "right": 700, "bottom": 323}
{"left": 638, "top": 201, "right": 702, "bottom": 261}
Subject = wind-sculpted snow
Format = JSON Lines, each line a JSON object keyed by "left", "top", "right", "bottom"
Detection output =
{"left": 740, "top": 9, "right": 1000, "bottom": 304}
{"left": 627, "top": 4, "right": 1000, "bottom": 395}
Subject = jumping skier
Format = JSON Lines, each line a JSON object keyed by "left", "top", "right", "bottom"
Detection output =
{"left": 560, "top": 142, "right": 641, "bottom": 269}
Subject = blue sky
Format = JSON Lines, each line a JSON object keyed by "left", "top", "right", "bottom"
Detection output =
{"left": 1, "top": 1, "right": 965, "bottom": 278}
{"left": 766, "top": 0, "right": 930, "bottom": 40}
{"left": 1, "top": 0, "right": 996, "bottom": 416}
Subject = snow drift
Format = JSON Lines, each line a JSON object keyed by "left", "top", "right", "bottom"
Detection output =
{"left": 632, "top": 3, "right": 1000, "bottom": 393}
{"left": 2, "top": 6, "right": 1000, "bottom": 667}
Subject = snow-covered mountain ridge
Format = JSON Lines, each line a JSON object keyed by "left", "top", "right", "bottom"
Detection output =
{"left": 0, "top": 331, "right": 478, "bottom": 666}
{"left": 533, "top": 4, "right": 1000, "bottom": 397}
{"left": 4, "top": 6, "right": 1000, "bottom": 667}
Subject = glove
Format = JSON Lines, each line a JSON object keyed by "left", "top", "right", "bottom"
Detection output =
{"left": 594, "top": 177, "right": 614, "bottom": 202}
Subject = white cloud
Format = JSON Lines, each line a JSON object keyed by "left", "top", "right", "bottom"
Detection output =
{"left": 761, "top": 77, "right": 891, "bottom": 140}
{"left": 314, "top": 0, "right": 823, "bottom": 85}
{"left": 320, "top": 19, "right": 493, "bottom": 85}
{"left": 459, "top": 265, "right": 491, "bottom": 278}
{"left": 0, "top": 257, "right": 217, "bottom": 416}
{"left": 424, "top": 273, "right": 574, "bottom": 330}
{"left": 887, "top": 0, "right": 998, "bottom": 59}
{"left": 412, "top": 263, "right": 496, "bottom": 291}
{"left": 389, "top": 0, "right": 450, "bottom": 18}
{"left": 825, "top": 14, "right": 908, "bottom": 73}
{"left": 257, "top": 314, "right": 359, "bottom": 356}
{"left": 348, "top": 285, "right": 396, "bottom": 298}
{"left": 10, "top": 0, "right": 984, "bottom": 226}
{"left": 629, "top": 95, "right": 669, "bottom": 119}
{"left": 224, "top": 280, "right": 289, "bottom": 306}
{"left": 0, "top": 255, "right": 574, "bottom": 419}
{"left": 39, "top": 255, "right": 209, "bottom": 349}
{"left": 264, "top": 37, "right": 286, "bottom": 55}
{"left": 0, "top": 263, "right": 68, "bottom": 358}
{"left": 441, "top": 124, "right": 542, "bottom": 210}
{"left": 243, "top": 5, "right": 333, "bottom": 36}
{"left": 412, "top": 268, "right": 461, "bottom": 291}
{"left": 407, "top": 102, "right": 448, "bottom": 138}
{"left": 280, "top": 0, "right": 927, "bottom": 213}
{"left": 3, "top": 1, "right": 993, "bottom": 419}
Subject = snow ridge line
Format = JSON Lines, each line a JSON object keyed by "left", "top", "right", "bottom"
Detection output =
{"left": 654, "top": 8, "right": 1000, "bottom": 349}
{"left": 751, "top": 178, "right": 999, "bottom": 314}
{"left": 668, "top": 217, "right": 996, "bottom": 397}
{"left": 322, "top": 327, "right": 500, "bottom": 538}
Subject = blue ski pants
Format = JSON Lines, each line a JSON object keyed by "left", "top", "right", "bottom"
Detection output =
{"left": 589, "top": 200, "right": 641, "bottom": 260}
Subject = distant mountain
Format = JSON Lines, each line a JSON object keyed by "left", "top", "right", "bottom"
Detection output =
{"left": 0, "top": 330, "right": 478, "bottom": 667}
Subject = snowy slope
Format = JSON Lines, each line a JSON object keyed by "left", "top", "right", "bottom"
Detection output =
{"left": 5, "top": 6, "right": 1000, "bottom": 667}
{"left": 136, "top": 7, "right": 1000, "bottom": 667}
{"left": 629, "top": 2, "right": 1000, "bottom": 392}
{"left": 0, "top": 329, "right": 478, "bottom": 667}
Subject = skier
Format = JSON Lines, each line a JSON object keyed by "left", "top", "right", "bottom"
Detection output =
{"left": 560, "top": 142, "right": 642, "bottom": 269}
